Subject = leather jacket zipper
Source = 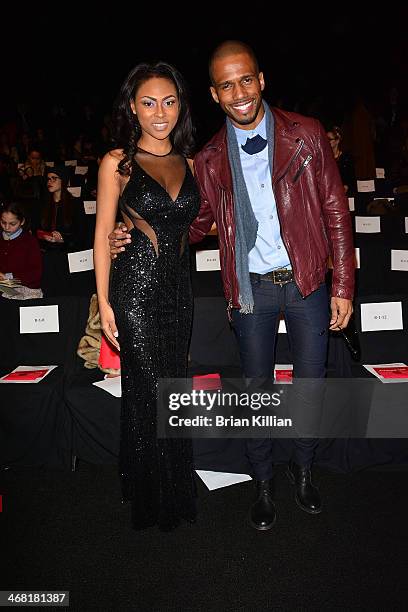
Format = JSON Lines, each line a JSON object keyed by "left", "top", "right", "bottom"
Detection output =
{"left": 292, "top": 154, "right": 313, "bottom": 183}
{"left": 275, "top": 139, "right": 304, "bottom": 184}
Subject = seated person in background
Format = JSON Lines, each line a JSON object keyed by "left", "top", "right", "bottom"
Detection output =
{"left": 39, "top": 165, "right": 87, "bottom": 251}
{"left": 326, "top": 124, "right": 356, "bottom": 195}
{"left": 24, "top": 148, "right": 46, "bottom": 177}
{"left": 14, "top": 148, "right": 47, "bottom": 204}
{"left": 0, "top": 201, "right": 43, "bottom": 298}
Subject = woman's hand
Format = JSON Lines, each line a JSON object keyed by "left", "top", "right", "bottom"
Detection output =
{"left": 52, "top": 231, "right": 64, "bottom": 242}
{"left": 99, "top": 301, "right": 120, "bottom": 351}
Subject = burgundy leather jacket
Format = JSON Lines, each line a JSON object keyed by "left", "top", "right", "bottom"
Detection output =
{"left": 189, "top": 107, "right": 355, "bottom": 310}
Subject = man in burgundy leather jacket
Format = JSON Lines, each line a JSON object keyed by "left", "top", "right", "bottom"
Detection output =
{"left": 190, "top": 41, "right": 353, "bottom": 531}
{"left": 109, "top": 41, "right": 355, "bottom": 532}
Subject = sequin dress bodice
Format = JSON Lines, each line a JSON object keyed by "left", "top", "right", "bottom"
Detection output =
{"left": 109, "top": 151, "right": 200, "bottom": 531}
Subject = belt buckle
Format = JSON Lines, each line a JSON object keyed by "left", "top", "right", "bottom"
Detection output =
{"left": 273, "top": 269, "right": 290, "bottom": 285}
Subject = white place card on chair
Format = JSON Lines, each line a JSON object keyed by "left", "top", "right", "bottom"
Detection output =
{"left": 360, "top": 302, "right": 403, "bottom": 332}
{"left": 67, "top": 186, "right": 81, "bottom": 198}
{"left": 355, "top": 216, "right": 381, "bottom": 233}
{"left": 68, "top": 249, "right": 94, "bottom": 273}
{"left": 391, "top": 250, "right": 408, "bottom": 271}
{"left": 65, "top": 160, "right": 77, "bottom": 167}
{"left": 348, "top": 197, "right": 355, "bottom": 211}
{"left": 83, "top": 200, "right": 96, "bottom": 215}
{"left": 357, "top": 179, "right": 375, "bottom": 193}
{"left": 20, "top": 305, "right": 59, "bottom": 334}
{"left": 405, "top": 218, "right": 408, "bottom": 234}
{"left": 45, "top": 161, "right": 54, "bottom": 167}
{"left": 75, "top": 165, "right": 88, "bottom": 175}
{"left": 375, "top": 168, "right": 385, "bottom": 179}
{"left": 196, "top": 250, "right": 221, "bottom": 271}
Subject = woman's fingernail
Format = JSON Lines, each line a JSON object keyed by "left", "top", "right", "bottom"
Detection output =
{"left": 113, "top": 331, "right": 118, "bottom": 337}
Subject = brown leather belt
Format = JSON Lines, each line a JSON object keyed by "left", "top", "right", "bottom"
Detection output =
{"left": 250, "top": 269, "right": 294, "bottom": 284}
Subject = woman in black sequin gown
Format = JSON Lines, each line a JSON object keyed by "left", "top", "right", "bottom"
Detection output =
{"left": 94, "top": 62, "right": 200, "bottom": 531}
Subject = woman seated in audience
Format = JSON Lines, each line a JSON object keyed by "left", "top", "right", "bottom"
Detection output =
{"left": 14, "top": 148, "right": 47, "bottom": 204}
{"left": 0, "top": 201, "right": 43, "bottom": 298}
{"left": 24, "top": 148, "right": 46, "bottom": 178}
{"left": 326, "top": 124, "right": 356, "bottom": 195}
{"left": 39, "top": 165, "right": 87, "bottom": 251}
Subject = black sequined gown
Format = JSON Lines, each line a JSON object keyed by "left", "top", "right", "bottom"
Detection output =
{"left": 109, "top": 151, "right": 200, "bottom": 531}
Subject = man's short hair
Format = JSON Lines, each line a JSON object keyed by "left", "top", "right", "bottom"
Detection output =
{"left": 208, "top": 40, "right": 259, "bottom": 84}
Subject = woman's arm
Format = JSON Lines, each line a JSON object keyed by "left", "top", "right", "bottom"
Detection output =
{"left": 94, "top": 151, "right": 122, "bottom": 349}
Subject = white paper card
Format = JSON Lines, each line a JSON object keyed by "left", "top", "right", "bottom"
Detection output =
{"left": 405, "top": 218, "right": 408, "bottom": 234}
{"left": 195, "top": 470, "right": 251, "bottom": 491}
{"left": 64, "top": 160, "right": 77, "bottom": 167}
{"left": 68, "top": 249, "right": 94, "bottom": 273}
{"left": 348, "top": 197, "right": 355, "bottom": 211}
{"left": 360, "top": 302, "right": 403, "bottom": 332}
{"left": 278, "top": 318, "right": 287, "bottom": 333}
{"left": 93, "top": 376, "right": 122, "bottom": 397}
{"left": 196, "top": 250, "right": 221, "bottom": 271}
{"left": 45, "top": 161, "right": 54, "bottom": 167}
{"left": 20, "top": 305, "right": 59, "bottom": 334}
{"left": 355, "top": 216, "right": 381, "bottom": 233}
{"left": 67, "top": 186, "right": 81, "bottom": 198}
{"left": 355, "top": 247, "right": 360, "bottom": 269}
{"left": 363, "top": 363, "right": 408, "bottom": 384}
{"left": 357, "top": 179, "right": 375, "bottom": 193}
{"left": 75, "top": 165, "right": 88, "bottom": 175}
{"left": 0, "top": 365, "right": 58, "bottom": 384}
{"left": 375, "top": 168, "right": 385, "bottom": 179}
{"left": 391, "top": 250, "right": 408, "bottom": 271}
{"left": 83, "top": 200, "right": 96, "bottom": 215}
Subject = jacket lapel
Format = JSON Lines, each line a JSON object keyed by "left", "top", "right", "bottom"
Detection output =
{"left": 205, "top": 126, "right": 233, "bottom": 192}
{"left": 272, "top": 110, "right": 304, "bottom": 184}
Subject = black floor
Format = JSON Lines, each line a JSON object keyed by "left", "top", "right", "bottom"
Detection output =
{"left": 2, "top": 462, "right": 408, "bottom": 611}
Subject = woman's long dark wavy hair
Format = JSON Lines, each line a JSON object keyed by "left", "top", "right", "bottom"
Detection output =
{"left": 111, "top": 61, "right": 195, "bottom": 176}
{"left": 41, "top": 177, "right": 74, "bottom": 230}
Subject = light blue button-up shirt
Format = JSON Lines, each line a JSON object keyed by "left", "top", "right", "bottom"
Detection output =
{"left": 233, "top": 115, "right": 291, "bottom": 273}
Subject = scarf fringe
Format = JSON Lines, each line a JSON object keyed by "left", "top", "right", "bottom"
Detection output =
{"left": 239, "top": 298, "right": 254, "bottom": 314}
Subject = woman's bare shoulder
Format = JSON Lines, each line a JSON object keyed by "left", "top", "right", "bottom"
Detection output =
{"left": 108, "top": 148, "right": 125, "bottom": 161}
{"left": 99, "top": 149, "right": 125, "bottom": 172}
{"left": 101, "top": 148, "right": 125, "bottom": 164}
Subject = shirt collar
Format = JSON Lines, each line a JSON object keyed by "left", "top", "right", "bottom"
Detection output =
{"left": 3, "top": 227, "right": 23, "bottom": 241}
{"left": 232, "top": 113, "right": 267, "bottom": 147}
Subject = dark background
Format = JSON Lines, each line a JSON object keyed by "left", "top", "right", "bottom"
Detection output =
{"left": 2, "top": 3, "right": 408, "bottom": 145}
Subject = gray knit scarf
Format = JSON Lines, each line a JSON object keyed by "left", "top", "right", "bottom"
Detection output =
{"left": 226, "top": 101, "right": 275, "bottom": 313}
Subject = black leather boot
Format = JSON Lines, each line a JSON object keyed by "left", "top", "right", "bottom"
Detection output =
{"left": 249, "top": 479, "right": 277, "bottom": 531}
{"left": 286, "top": 461, "right": 322, "bottom": 514}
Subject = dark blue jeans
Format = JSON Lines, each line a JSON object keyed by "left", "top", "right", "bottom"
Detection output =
{"left": 232, "top": 279, "right": 329, "bottom": 479}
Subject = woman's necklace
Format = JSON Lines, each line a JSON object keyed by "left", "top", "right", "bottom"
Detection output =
{"left": 137, "top": 145, "right": 173, "bottom": 157}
